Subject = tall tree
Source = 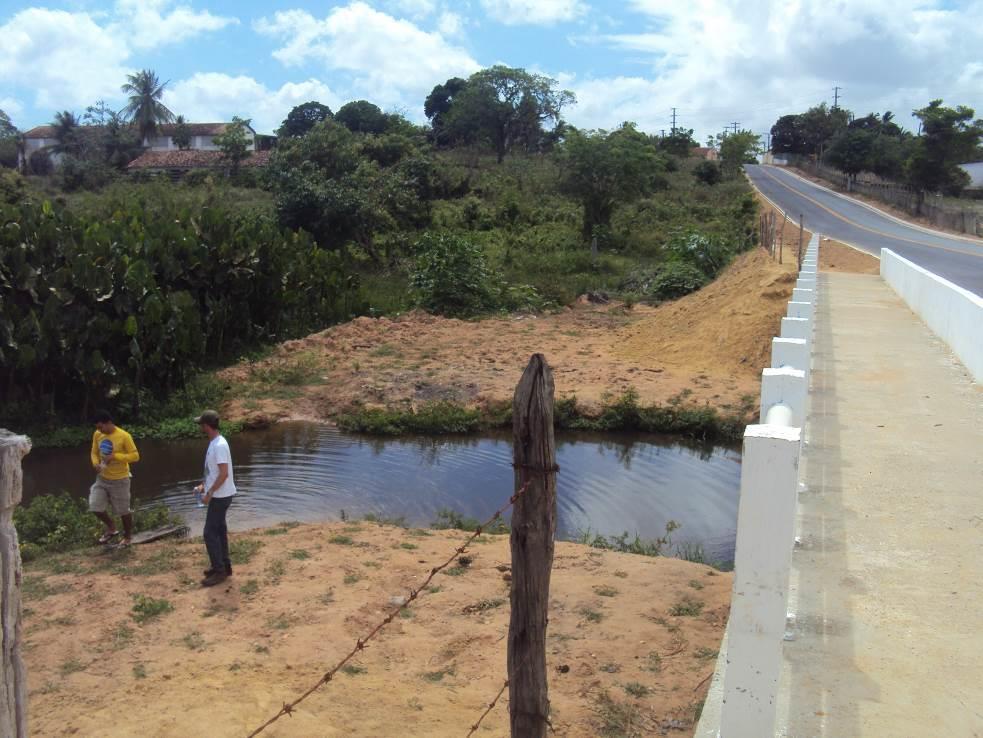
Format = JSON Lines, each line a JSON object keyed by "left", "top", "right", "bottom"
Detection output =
{"left": 425, "top": 77, "right": 469, "bottom": 145}
{"left": 718, "top": 130, "right": 761, "bottom": 175}
{"left": 50, "top": 110, "right": 83, "bottom": 157}
{"left": 213, "top": 117, "right": 252, "bottom": 175}
{"left": 557, "top": 123, "right": 666, "bottom": 242}
{"left": 825, "top": 129, "right": 875, "bottom": 189}
{"left": 0, "top": 109, "right": 19, "bottom": 169}
{"left": 770, "top": 114, "right": 808, "bottom": 155}
{"left": 171, "top": 115, "right": 192, "bottom": 150}
{"left": 120, "top": 69, "right": 175, "bottom": 143}
{"left": 335, "top": 100, "right": 388, "bottom": 134}
{"left": 907, "top": 100, "right": 983, "bottom": 195}
{"left": 659, "top": 128, "right": 697, "bottom": 157}
{"left": 444, "top": 66, "right": 575, "bottom": 163}
{"left": 278, "top": 101, "right": 334, "bottom": 138}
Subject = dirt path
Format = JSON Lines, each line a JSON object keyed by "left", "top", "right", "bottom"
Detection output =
{"left": 23, "top": 523, "right": 730, "bottom": 737}
{"left": 221, "top": 247, "right": 808, "bottom": 428}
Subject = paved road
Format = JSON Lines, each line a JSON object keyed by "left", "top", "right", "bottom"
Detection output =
{"left": 745, "top": 164, "right": 983, "bottom": 296}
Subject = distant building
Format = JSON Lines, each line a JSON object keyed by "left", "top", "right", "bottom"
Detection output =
{"left": 19, "top": 121, "right": 256, "bottom": 169}
{"left": 690, "top": 147, "right": 719, "bottom": 161}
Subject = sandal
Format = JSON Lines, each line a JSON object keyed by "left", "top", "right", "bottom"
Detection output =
{"left": 115, "top": 538, "right": 132, "bottom": 549}
{"left": 98, "top": 530, "right": 120, "bottom": 544}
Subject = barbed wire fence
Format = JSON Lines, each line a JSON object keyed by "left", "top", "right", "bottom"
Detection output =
{"left": 246, "top": 480, "right": 532, "bottom": 738}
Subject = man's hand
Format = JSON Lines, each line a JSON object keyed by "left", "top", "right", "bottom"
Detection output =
{"left": 105, "top": 453, "right": 115, "bottom": 463}
{"left": 194, "top": 484, "right": 204, "bottom": 494}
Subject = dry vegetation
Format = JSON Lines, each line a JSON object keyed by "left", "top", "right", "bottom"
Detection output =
{"left": 23, "top": 522, "right": 730, "bottom": 737}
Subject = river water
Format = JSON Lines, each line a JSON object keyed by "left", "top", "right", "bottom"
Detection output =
{"left": 22, "top": 422, "right": 742, "bottom": 565}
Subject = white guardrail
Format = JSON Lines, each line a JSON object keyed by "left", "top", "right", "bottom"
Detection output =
{"left": 696, "top": 235, "right": 819, "bottom": 738}
{"left": 880, "top": 248, "right": 983, "bottom": 383}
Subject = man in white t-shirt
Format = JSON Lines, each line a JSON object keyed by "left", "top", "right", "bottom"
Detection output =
{"left": 194, "top": 409, "right": 237, "bottom": 587}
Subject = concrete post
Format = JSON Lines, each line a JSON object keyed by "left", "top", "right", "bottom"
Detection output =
{"left": 0, "top": 430, "right": 30, "bottom": 738}
{"left": 795, "top": 277, "right": 815, "bottom": 289}
{"left": 721, "top": 424, "right": 801, "bottom": 737}
{"left": 791, "top": 287, "right": 814, "bottom": 303}
{"left": 780, "top": 317, "right": 811, "bottom": 342}
{"left": 772, "top": 337, "right": 809, "bottom": 378}
{"left": 787, "top": 301, "right": 813, "bottom": 321}
{"left": 759, "top": 368, "right": 806, "bottom": 427}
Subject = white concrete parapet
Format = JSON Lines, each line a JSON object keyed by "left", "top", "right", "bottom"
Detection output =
{"left": 780, "top": 317, "right": 811, "bottom": 342}
{"left": 760, "top": 367, "right": 807, "bottom": 428}
{"left": 880, "top": 249, "right": 983, "bottom": 382}
{"left": 719, "top": 423, "right": 801, "bottom": 737}
{"left": 787, "top": 301, "right": 813, "bottom": 321}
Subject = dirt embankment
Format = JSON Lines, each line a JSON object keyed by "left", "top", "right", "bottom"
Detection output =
{"left": 222, "top": 247, "right": 812, "bottom": 427}
{"left": 23, "top": 523, "right": 730, "bottom": 737}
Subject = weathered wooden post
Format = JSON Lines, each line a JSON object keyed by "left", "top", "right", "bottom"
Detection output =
{"left": 508, "top": 354, "right": 557, "bottom": 738}
{"left": 1, "top": 430, "right": 30, "bottom": 738}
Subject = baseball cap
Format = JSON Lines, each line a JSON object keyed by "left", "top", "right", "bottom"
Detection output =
{"left": 195, "top": 410, "right": 220, "bottom": 428}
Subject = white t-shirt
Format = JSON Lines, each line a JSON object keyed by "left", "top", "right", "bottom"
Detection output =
{"left": 204, "top": 435, "right": 236, "bottom": 499}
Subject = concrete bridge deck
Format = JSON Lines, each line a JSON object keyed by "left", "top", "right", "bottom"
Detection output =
{"left": 777, "top": 270, "right": 983, "bottom": 736}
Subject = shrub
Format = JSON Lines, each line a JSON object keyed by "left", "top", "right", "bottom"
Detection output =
{"left": 0, "top": 168, "right": 26, "bottom": 204}
{"left": 410, "top": 232, "right": 499, "bottom": 317}
{"left": 28, "top": 150, "right": 53, "bottom": 176}
{"left": 649, "top": 261, "right": 708, "bottom": 300}
{"left": 693, "top": 160, "right": 722, "bottom": 186}
{"left": 14, "top": 493, "right": 181, "bottom": 554}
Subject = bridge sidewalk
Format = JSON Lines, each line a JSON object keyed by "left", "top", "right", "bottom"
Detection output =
{"left": 776, "top": 271, "right": 983, "bottom": 736}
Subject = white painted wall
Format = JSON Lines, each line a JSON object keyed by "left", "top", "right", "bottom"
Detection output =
{"left": 880, "top": 249, "right": 983, "bottom": 383}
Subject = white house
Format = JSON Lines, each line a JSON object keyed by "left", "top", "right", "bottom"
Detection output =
{"left": 19, "top": 121, "right": 256, "bottom": 169}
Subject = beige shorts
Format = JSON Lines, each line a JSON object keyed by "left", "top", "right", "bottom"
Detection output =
{"left": 89, "top": 477, "right": 131, "bottom": 515}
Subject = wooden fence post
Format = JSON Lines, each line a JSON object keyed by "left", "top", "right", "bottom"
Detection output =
{"left": 1, "top": 430, "right": 30, "bottom": 738}
{"left": 509, "top": 354, "right": 557, "bottom": 738}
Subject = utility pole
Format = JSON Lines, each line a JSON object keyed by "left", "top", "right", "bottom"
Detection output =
{"left": 730, "top": 122, "right": 739, "bottom": 134}
{"left": 671, "top": 107, "right": 677, "bottom": 135}
{"left": 833, "top": 86, "right": 841, "bottom": 109}
{"left": 661, "top": 129, "right": 665, "bottom": 138}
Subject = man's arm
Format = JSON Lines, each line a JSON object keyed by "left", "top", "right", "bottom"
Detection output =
{"left": 204, "top": 463, "right": 229, "bottom": 501}
{"left": 90, "top": 433, "right": 101, "bottom": 470}
{"left": 113, "top": 432, "right": 140, "bottom": 464}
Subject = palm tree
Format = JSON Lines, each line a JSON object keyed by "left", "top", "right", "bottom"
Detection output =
{"left": 121, "top": 69, "right": 175, "bottom": 144}
{"left": 50, "top": 110, "right": 83, "bottom": 156}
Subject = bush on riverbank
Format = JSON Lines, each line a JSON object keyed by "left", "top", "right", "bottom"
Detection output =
{"left": 337, "top": 389, "right": 749, "bottom": 443}
{"left": 15, "top": 494, "right": 181, "bottom": 560}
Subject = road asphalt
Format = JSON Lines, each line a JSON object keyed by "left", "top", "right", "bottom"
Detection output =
{"left": 745, "top": 164, "right": 983, "bottom": 296}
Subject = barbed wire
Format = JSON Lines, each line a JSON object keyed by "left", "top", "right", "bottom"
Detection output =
{"left": 246, "top": 480, "right": 533, "bottom": 738}
{"left": 466, "top": 676, "right": 510, "bottom": 737}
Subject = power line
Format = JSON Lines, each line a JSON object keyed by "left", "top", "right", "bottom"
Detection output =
{"left": 671, "top": 107, "right": 677, "bottom": 135}
{"left": 833, "top": 86, "right": 842, "bottom": 109}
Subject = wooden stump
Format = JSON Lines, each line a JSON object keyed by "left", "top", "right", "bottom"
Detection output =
{"left": 508, "top": 355, "right": 557, "bottom": 738}
{"left": 0, "top": 430, "right": 30, "bottom": 738}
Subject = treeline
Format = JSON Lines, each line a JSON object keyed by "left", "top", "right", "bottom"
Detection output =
{"left": 0, "top": 193, "right": 358, "bottom": 420}
{"left": 1, "top": 64, "right": 761, "bottom": 426}
{"left": 771, "top": 100, "right": 983, "bottom": 195}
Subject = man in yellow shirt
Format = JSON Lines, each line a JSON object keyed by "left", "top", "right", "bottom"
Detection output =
{"left": 89, "top": 409, "right": 140, "bottom": 546}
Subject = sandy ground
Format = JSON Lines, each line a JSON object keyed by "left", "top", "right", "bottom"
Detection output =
{"left": 221, "top": 247, "right": 809, "bottom": 428}
{"left": 22, "top": 523, "right": 731, "bottom": 737}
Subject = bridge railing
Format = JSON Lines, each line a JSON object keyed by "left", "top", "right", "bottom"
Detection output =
{"left": 696, "top": 234, "right": 819, "bottom": 738}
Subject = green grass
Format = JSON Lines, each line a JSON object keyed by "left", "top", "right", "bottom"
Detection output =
{"left": 266, "top": 559, "right": 286, "bottom": 581}
{"left": 131, "top": 594, "right": 174, "bottom": 624}
{"left": 59, "top": 658, "right": 85, "bottom": 677}
{"left": 21, "top": 576, "right": 71, "bottom": 601}
{"left": 265, "top": 614, "right": 295, "bottom": 631}
{"left": 644, "top": 652, "right": 662, "bottom": 673}
{"left": 181, "top": 632, "right": 206, "bottom": 651}
{"left": 289, "top": 549, "right": 311, "bottom": 560}
{"left": 230, "top": 539, "right": 263, "bottom": 565}
{"left": 688, "top": 579, "right": 705, "bottom": 590}
{"left": 399, "top": 542, "right": 418, "bottom": 550}
{"left": 593, "top": 585, "right": 619, "bottom": 598}
{"left": 669, "top": 595, "right": 705, "bottom": 617}
{"left": 329, "top": 535, "right": 354, "bottom": 546}
{"left": 109, "top": 623, "right": 134, "bottom": 651}
{"left": 623, "top": 682, "right": 650, "bottom": 698}
{"left": 132, "top": 663, "right": 147, "bottom": 679}
{"left": 580, "top": 606, "right": 604, "bottom": 624}
{"left": 443, "top": 566, "right": 466, "bottom": 577}
{"left": 422, "top": 667, "right": 455, "bottom": 683}
{"left": 343, "top": 573, "right": 362, "bottom": 585}
{"left": 263, "top": 527, "right": 289, "bottom": 537}
{"left": 593, "top": 691, "right": 644, "bottom": 738}
{"left": 341, "top": 664, "right": 367, "bottom": 676}
{"left": 694, "top": 646, "right": 719, "bottom": 660}
{"left": 239, "top": 579, "right": 259, "bottom": 596}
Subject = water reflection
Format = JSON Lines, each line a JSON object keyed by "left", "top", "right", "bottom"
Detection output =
{"left": 22, "top": 422, "right": 741, "bottom": 565}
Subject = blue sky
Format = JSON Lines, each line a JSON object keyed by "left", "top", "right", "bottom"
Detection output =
{"left": 2, "top": 0, "right": 982, "bottom": 139}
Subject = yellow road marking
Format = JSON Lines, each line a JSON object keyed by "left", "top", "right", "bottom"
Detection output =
{"left": 757, "top": 167, "right": 983, "bottom": 260}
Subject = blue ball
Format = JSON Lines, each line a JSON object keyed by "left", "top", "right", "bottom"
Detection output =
{"left": 99, "top": 439, "right": 114, "bottom": 456}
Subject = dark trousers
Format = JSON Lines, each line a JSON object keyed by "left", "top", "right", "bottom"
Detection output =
{"left": 204, "top": 496, "right": 233, "bottom": 571}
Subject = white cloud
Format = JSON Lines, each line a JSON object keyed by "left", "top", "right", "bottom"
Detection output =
{"left": 385, "top": 0, "right": 438, "bottom": 18}
{"left": 164, "top": 74, "right": 341, "bottom": 133}
{"left": 480, "top": 0, "right": 588, "bottom": 26}
{"left": 255, "top": 3, "right": 480, "bottom": 112}
{"left": 437, "top": 10, "right": 466, "bottom": 36}
{"left": 0, "top": 8, "right": 131, "bottom": 110}
{"left": 564, "top": 0, "right": 983, "bottom": 141}
{"left": 113, "top": 0, "right": 238, "bottom": 51}
{"left": 1, "top": 97, "right": 25, "bottom": 120}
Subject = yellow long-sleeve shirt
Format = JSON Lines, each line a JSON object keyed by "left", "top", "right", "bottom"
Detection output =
{"left": 90, "top": 427, "right": 140, "bottom": 480}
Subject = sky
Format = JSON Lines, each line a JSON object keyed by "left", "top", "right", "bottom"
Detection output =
{"left": 1, "top": 0, "right": 982, "bottom": 140}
